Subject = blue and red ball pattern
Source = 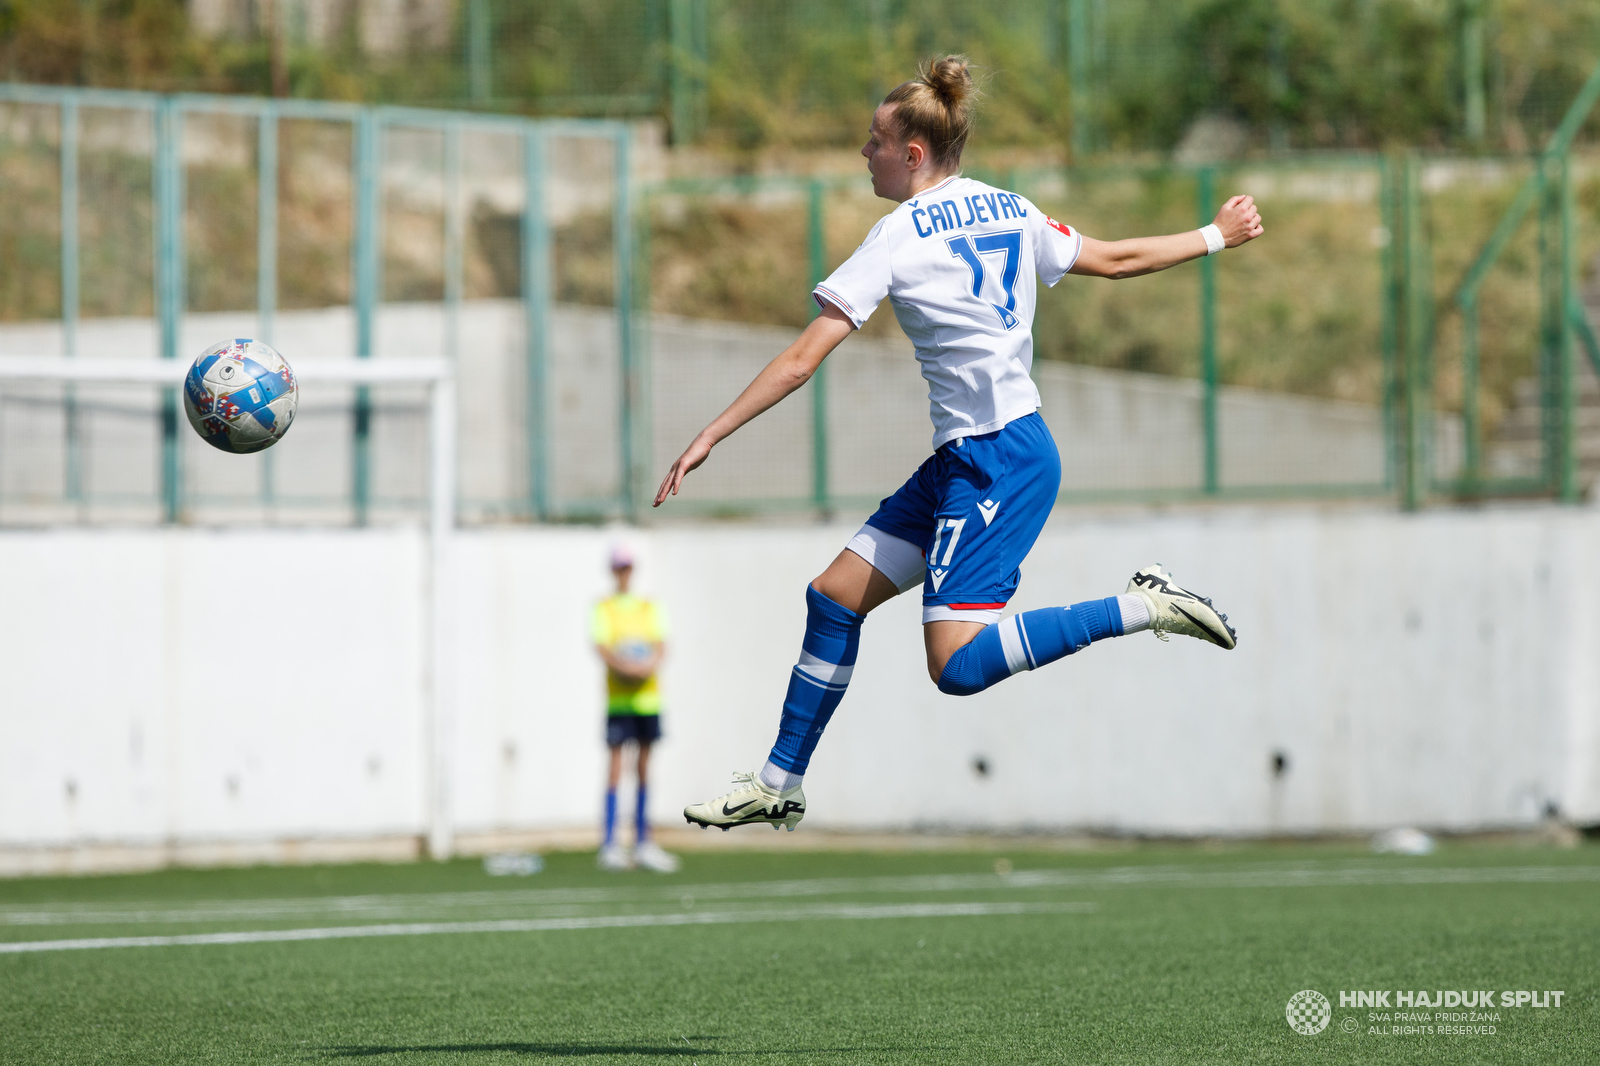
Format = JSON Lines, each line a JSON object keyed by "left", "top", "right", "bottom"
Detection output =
{"left": 182, "top": 339, "right": 298, "bottom": 454}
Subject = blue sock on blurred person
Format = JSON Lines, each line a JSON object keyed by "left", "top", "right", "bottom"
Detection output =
{"left": 602, "top": 788, "right": 618, "bottom": 847}
{"left": 634, "top": 786, "right": 648, "bottom": 843}
{"left": 760, "top": 586, "right": 864, "bottom": 791}
{"left": 937, "top": 597, "right": 1133, "bottom": 696}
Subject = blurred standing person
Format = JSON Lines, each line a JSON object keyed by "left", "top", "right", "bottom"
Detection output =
{"left": 591, "top": 545, "right": 680, "bottom": 872}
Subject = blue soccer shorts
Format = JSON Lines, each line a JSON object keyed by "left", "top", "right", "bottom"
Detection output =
{"left": 846, "top": 412, "right": 1062, "bottom": 624}
{"left": 605, "top": 714, "right": 662, "bottom": 747}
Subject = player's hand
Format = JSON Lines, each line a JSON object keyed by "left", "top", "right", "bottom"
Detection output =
{"left": 654, "top": 433, "right": 713, "bottom": 506}
{"left": 1213, "top": 195, "right": 1264, "bottom": 247}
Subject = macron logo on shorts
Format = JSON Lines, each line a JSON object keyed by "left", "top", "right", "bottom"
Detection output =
{"left": 977, "top": 499, "right": 999, "bottom": 526}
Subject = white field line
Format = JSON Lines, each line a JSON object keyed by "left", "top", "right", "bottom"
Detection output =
{"left": 1, "top": 863, "right": 1595, "bottom": 929}
{"left": 0, "top": 901, "right": 1094, "bottom": 954}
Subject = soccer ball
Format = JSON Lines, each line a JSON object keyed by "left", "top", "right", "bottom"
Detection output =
{"left": 614, "top": 639, "right": 654, "bottom": 671}
{"left": 182, "top": 338, "right": 298, "bottom": 454}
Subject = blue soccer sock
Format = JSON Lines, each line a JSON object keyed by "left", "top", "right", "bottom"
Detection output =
{"left": 602, "top": 788, "right": 618, "bottom": 847}
{"left": 634, "top": 785, "right": 649, "bottom": 843}
{"left": 937, "top": 597, "right": 1126, "bottom": 697}
{"left": 762, "top": 586, "right": 865, "bottom": 784}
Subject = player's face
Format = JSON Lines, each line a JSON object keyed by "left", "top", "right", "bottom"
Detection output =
{"left": 612, "top": 564, "right": 632, "bottom": 591}
{"left": 863, "top": 105, "right": 914, "bottom": 202}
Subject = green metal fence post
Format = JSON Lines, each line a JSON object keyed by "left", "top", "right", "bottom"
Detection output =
{"left": 467, "top": 0, "right": 492, "bottom": 105}
{"left": 669, "top": 0, "right": 689, "bottom": 143}
{"left": 1558, "top": 153, "right": 1578, "bottom": 502}
{"left": 1399, "top": 153, "right": 1432, "bottom": 511}
{"left": 1537, "top": 158, "right": 1562, "bottom": 496}
{"left": 692, "top": 0, "right": 708, "bottom": 137}
{"left": 60, "top": 98, "right": 81, "bottom": 504}
{"left": 1379, "top": 155, "right": 1400, "bottom": 493}
{"left": 522, "top": 126, "right": 551, "bottom": 520}
{"left": 615, "top": 126, "right": 637, "bottom": 519}
{"left": 1067, "top": 0, "right": 1092, "bottom": 163}
{"left": 1537, "top": 163, "right": 1552, "bottom": 490}
{"left": 1460, "top": 0, "right": 1487, "bottom": 143}
{"left": 1461, "top": 290, "right": 1480, "bottom": 491}
{"left": 1197, "top": 167, "right": 1219, "bottom": 494}
{"left": 155, "top": 96, "right": 184, "bottom": 523}
{"left": 809, "top": 178, "right": 830, "bottom": 516}
{"left": 59, "top": 100, "right": 78, "bottom": 358}
{"left": 352, "top": 110, "right": 381, "bottom": 526}
{"left": 257, "top": 104, "right": 278, "bottom": 508}
{"left": 257, "top": 108, "right": 278, "bottom": 340}
{"left": 668, "top": 0, "right": 706, "bottom": 145}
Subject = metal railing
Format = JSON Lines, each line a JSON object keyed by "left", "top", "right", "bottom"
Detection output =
{"left": 0, "top": 82, "right": 634, "bottom": 524}
{"left": 4, "top": 70, "right": 1600, "bottom": 526}
{"left": 1447, "top": 59, "right": 1600, "bottom": 504}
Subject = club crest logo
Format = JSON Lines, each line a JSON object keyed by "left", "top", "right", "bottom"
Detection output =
{"left": 1286, "top": 989, "right": 1331, "bottom": 1035}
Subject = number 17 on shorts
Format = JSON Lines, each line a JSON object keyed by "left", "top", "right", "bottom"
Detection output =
{"left": 929, "top": 518, "right": 967, "bottom": 591}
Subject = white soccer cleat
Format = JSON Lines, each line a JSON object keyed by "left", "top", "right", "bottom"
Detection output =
{"left": 596, "top": 842, "right": 632, "bottom": 871}
{"left": 632, "top": 840, "right": 681, "bottom": 873}
{"left": 683, "top": 770, "right": 806, "bottom": 832}
{"left": 1126, "top": 563, "right": 1237, "bottom": 649}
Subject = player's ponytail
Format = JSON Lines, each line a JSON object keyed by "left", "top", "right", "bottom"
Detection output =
{"left": 883, "top": 55, "right": 977, "bottom": 167}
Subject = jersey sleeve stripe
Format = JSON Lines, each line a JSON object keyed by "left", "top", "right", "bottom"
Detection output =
{"left": 812, "top": 285, "right": 861, "bottom": 324}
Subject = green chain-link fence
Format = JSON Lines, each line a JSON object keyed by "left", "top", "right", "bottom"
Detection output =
{"left": 3, "top": 63, "right": 1600, "bottom": 526}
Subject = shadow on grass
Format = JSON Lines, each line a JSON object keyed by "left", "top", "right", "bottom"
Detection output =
{"left": 315, "top": 1042, "right": 904, "bottom": 1059}
{"left": 315, "top": 1047, "right": 706, "bottom": 1059}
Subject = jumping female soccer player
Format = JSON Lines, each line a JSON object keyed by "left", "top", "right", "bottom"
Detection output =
{"left": 655, "top": 56, "right": 1264, "bottom": 831}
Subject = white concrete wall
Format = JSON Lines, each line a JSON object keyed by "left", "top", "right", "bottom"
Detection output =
{"left": 2, "top": 503, "right": 1597, "bottom": 855}
{"left": 0, "top": 530, "right": 428, "bottom": 846}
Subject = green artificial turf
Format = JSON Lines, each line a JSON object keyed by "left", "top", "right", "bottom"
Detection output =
{"left": 0, "top": 842, "right": 1594, "bottom": 1064}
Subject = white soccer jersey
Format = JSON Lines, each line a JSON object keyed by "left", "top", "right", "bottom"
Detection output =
{"left": 813, "top": 175, "right": 1083, "bottom": 448}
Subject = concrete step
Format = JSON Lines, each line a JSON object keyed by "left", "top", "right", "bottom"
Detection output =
{"left": 1492, "top": 409, "right": 1600, "bottom": 440}
{"left": 1483, "top": 440, "right": 1600, "bottom": 465}
{"left": 1511, "top": 377, "right": 1600, "bottom": 409}
{"left": 1473, "top": 292, "right": 1600, "bottom": 472}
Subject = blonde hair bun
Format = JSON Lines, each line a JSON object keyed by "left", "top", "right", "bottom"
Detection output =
{"left": 883, "top": 54, "right": 979, "bottom": 166}
{"left": 922, "top": 55, "right": 974, "bottom": 109}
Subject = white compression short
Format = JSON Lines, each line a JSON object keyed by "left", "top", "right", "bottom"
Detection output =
{"left": 845, "top": 524, "right": 925, "bottom": 594}
{"left": 846, "top": 524, "right": 1007, "bottom": 625}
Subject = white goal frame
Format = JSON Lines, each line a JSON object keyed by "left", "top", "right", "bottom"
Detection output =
{"left": 0, "top": 357, "right": 462, "bottom": 859}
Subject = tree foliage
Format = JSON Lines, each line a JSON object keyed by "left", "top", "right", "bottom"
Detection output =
{"left": 1, "top": 0, "right": 1597, "bottom": 154}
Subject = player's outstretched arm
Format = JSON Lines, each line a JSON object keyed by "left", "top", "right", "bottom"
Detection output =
{"left": 1070, "top": 195, "right": 1263, "bottom": 280}
{"left": 654, "top": 303, "right": 855, "bottom": 507}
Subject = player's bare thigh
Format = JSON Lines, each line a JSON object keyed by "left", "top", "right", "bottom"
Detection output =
{"left": 809, "top": 547, "right": 900, "bottom": 614}
{"left": 808, "top": 548, "right": 984, "bottom": 683}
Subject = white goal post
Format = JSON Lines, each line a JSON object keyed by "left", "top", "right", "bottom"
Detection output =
{"left": 0, "top": 357, "right": 462, "bottom": 859}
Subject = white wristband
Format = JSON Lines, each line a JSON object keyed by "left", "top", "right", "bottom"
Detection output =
{"left": 1200, "top": 223, "right": 1225, "bottom": 256}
